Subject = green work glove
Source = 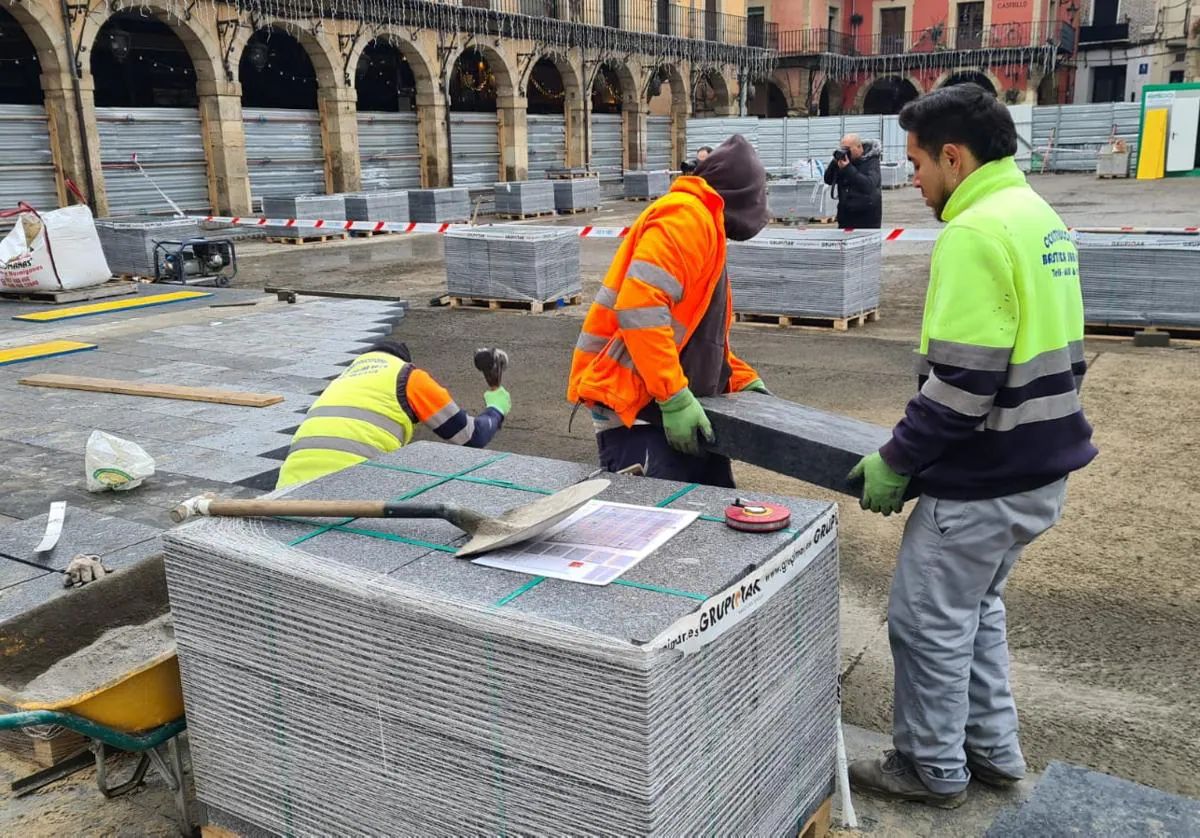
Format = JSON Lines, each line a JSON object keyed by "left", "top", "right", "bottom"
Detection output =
{"left": 847, "top": 452, "right": 910, "bottom": 516}
{"left": 658, "top": 387, "right": 714, "bottom": 456}
{"left": 740, "top": 378, "right": 770, "bottom": 395}
{"left": 484, "top": 386, "right": 511, "bottom": 416}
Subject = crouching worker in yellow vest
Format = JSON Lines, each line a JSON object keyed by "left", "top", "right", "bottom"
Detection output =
{"left": 276, "top": 340, "right": 510, "bottom": 489}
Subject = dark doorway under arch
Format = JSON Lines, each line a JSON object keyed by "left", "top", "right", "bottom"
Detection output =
{"left": 450, "top": 48, "right": 498, "bottom": 112}
{"left": 0, "top": 8, "right": 42, "bottom": 105}
{"left": 356, "top": 41, "right": 416, "bottom": 112}
{"left": 591, "top": 64, "right": 623, "bottom": 114}
{"left": 862, "top": 76, "right": 920, "bottom": 115}
{"left": 92, "top": 12, "right": 197, "bottom": 108}
{"left": 240, "top": 28, "right": 318, "bottom": 110}
{"left": 528, "top": 57, "right": 566, "bottom": 115}
{"left": 748, "top": 80, "right": 788, "bottom": 118}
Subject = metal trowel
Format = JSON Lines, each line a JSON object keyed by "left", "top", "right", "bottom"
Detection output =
{"left": 169, "top": 479, "right": 610, "bottom": 558}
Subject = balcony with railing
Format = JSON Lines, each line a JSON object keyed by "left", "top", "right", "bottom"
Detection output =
{"left": 449, "top": 0, "right": 779, "bottom": 47}
{"left": 1078, "top": 22, "right": 1130, "bottom": 44}
{"left": 777, "top": 19, "right": 1076, "bottom": 58}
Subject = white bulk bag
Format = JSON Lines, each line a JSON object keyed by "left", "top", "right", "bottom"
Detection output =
{"left": 0, "top": 204, "right": 112, "bottom": 291}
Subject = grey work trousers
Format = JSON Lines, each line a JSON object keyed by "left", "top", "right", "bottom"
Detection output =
{"left": 889, "top": 478, "right": 1067, "bottom": 794}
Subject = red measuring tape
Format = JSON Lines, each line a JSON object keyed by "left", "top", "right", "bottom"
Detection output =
{"left": 724, "top": 498, "right": 792, "bottom": 533}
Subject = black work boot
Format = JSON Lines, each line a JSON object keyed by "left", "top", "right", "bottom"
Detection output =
{"left": 966, "top": 748, "right": 1025, "bottom": 789}
{"left": 849, "top": 750, "right": 968, "bottom": 809}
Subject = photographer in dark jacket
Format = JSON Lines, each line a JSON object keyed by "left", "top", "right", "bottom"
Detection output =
{"left": 824, "top": 133, "right": 883, "bottom": 228}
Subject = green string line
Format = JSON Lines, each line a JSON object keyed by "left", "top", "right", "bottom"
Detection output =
{"left": 286, "top": 453, "right": 510, "bottom": 547}
{"left": 362, "top": 461, "right": 553, "bottom": 495}
{"left": 610, "top": 578, "right": 707, "bottom": 601}
{"left": 655, "top": 482, "right": 700, "bottom": 508}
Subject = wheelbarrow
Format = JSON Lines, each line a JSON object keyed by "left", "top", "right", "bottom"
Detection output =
{"left": 0, "top": 555, "right": 191, "bottom": 835}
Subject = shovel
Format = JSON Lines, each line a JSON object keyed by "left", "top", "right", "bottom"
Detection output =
{"left": 169, "top": 479, "right": 610, "bottom": 558}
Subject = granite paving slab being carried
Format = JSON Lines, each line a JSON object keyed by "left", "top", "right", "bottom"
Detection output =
{"left": 984, "top": 761, "right": 1200, "bottom": 837}
{"left": 164, "top": 441, "right": 841, "bottom": 837}
{"left": 699, "top": 392, "right": 894, "bottom": 496}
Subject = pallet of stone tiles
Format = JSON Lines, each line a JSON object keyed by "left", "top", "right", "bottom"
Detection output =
{"left": 1084, "top": 321, "right": 1200, "bottom": 340}
{"left": 264, "top": 233, "right": 349, "bottom": 245}
{"left": 734, "top": 308, "right": 879, "bottom": 332}
{"left": 261, "top": 195, "right": 346, "bottom": 221}
{"left": 624, "top": 171, "right": 670, "bottom": 201}
{"left": 0, "top": 280, "right": 138, "bottom": 305}
{"left": 553, "top": 178, "right": 601, "bottom": 214}
{"left": 164, "top": 443, "right": 841, "bottom": 837}
{"left": 94, "top": 217, "right": 205, "bottom": 277}
{"left": 493, "top": 180, "right": 556, "bottom": 218}
{"left": 448, "top": 293, "right": 583, "bottom": 314}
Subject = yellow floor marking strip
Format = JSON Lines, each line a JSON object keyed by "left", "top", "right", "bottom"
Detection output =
{"left": 13, "top": 290, "right": 212, "bottom": 322}
{"left": 0, "top": 340, "right": 97, "bottom": 366}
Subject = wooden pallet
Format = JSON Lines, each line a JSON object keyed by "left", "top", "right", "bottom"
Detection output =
{"left": 1096, "top": 174, "right": 1130, "bottom": 180}
{"left": 0, "top": 279, "right": 138, "bottom": 304}
{"left": 624, "top": 195, "right": 663, "bottom": 202}
{"left": 494, "top": 210, "right": 556, "bottom": 220}
{"left": 735, "top": 308, "right": 879, "bottom": 332}
{"left": 547, "top": 171, "right": 597, "bottom": 180}
{"left": 1085, "top": 321, "right": 1200, "bottom": 340}
{"left": 449, "top": 294, "right": 583, "bottom": 314}
{"left": 349, "top": 229, "right": 392, "bottom": 238}
{"left": 808, "top": 217, "right": 837, "bottom": 225}
{"left": 556, "top": 206, "right": 599, "bottom": 215}
{"left": 266, "top": 233, "right": 348, "bottom": 245}
{"left": 798, "top": 796, "right": 833, "bottom": 838}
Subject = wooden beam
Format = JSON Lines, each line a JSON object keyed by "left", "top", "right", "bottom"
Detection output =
{"left": 19, "top": 374, "right": 284, "bottom": 407}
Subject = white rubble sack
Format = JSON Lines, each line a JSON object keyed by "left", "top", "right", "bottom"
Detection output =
{"left": 0, "top": 204, "right": 112, "bottom": 291}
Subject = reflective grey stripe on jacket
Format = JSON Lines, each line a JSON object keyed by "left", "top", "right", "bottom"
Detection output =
{"left": 303, "top": 405, "right": 410, "bottom": 441}
{"left": 287, "top": 436, "right": 385, "bottom": 460}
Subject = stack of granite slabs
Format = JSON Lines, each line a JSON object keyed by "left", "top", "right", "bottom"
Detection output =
{"left": 624, "top": 170, "right": 670, "bottom": 200}
{"left": 260, "top": 195, "right": 346, "bottom": 238}
{"left": 408, "top": 188, "right": 471, "bottom": 223}
{"left": 492, "top": 180, "right": 555, "bottom": 217}
{"left": 444, "top": 226, "right": 581, "bottom": 302}
{"left": 728, "top": 229, "right": 882, "bottom": 318}
{"left": 1075, "top": 232, "right": 1200, "bottom": 327}
{"left": 880, "top": 162, "right": 908, "bottom": 189}
{"left": 343, "top": 191, "right": 410, "bottom": 223}
{"left": 767, "top": 180, "right": 835, "bottom": 221}
{"left": 553, "top": 177, "right": 601, "bottom": 212}
{"left": 94, "top": 217, "right": 204, "bottom": 277}
{"left": 163, "top": 443, "right": 841, "bottom": 837}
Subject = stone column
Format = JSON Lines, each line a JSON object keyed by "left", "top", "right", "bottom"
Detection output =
{"left": 670, "top": 99, "right": 690, "bottom": 169}
{"left": 39, "top": 71, "right": 88, "bottom": 208}
{"left": 623, "top": 101, "right": 646, "bottom": 171}
{"left": 197, "top": 79, "right": 251, "bottom": 215}
{"left": 416, "top": 88, "right": 450, "bottom": 188}
{"left": 318, "top": 86, "right": 361, "bottom": 194}
{"left": 497, "top": 93, "right": 529, "bottom": 182}
{"left": 47, "top": 74, "right": 107, "bottom": 215}
{"left": 564, "top": 89, "right": 587, "bottom": 168}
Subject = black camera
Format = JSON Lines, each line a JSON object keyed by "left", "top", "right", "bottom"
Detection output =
{"left": 833, "top": 146, "right": 850, "bottom": 162}
{"left": 680, "top": 159, "right": 697, "bottom": 174}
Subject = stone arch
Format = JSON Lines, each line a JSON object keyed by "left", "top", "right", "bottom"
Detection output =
{"left": 1036, "top": 71, "right": 1057, "bottom": 106}
{"left": 588, "top": 59, "right": 638, "bottom": 112}
{"left": 229, "top": 19, "right": 340, "bottom": 90}
{"left": 770, "top": 70, "right": 800, "bottom": 114}
{"left": 856, "top": 75, "right": 922, "bottom": 114}
{"left": 79, "top": 2, "right": 222, "bottom": 84}
{"left": 935, "top": 69, "right": 1002, "bottom": 96}
{"left": 692, "top": 66, "right": 731, "bottom": 115}
{"left": 747, "top": 78, "right": 788, "bottom": 118}
{"left": 0, "top": 0, "right": 66, "bottom": 77}
{"left": 442, "top": 42, "right": 517, "bottom": 103}
{"left": 353, "top": 38, "right": 420, "bottom": 112}
{"left": 817, "top": 80, "right": 846, "bottom": 116}
{"left": 346, "top": 33, "right": 437, "bottom": 98}
{"left": 524, "top": 53, "right": 581, "bottom": 115}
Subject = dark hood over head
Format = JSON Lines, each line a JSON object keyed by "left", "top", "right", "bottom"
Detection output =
{"left": 692, "top": 134, "right": 768, "bottom": 241}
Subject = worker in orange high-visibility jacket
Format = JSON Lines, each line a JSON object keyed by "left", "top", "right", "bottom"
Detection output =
{"left": 567, "top": 134, "right": 770, "bottom": 488}
{"left": 277, "top": 340, "right": 509, "bottom": 489}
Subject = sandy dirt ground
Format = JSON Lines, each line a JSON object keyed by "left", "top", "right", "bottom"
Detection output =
{"left": 2, "top": 174, "right": 1197, "bottom": 833}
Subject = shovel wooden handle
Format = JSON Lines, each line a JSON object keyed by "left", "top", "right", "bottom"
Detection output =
{"left": 169, "top": 498, "right": 483, "bottom": 532}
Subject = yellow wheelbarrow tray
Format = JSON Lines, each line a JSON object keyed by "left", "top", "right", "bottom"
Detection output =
{"left": 0, "top": 555, "right": 192, "bottom": 835}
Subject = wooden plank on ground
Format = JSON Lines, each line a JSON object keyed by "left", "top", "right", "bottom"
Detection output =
{"left": 19, "top": 373, "right": 284, "bottom": 407}
{"left": 0, "top": 340, "right": 97, "bottom": 367}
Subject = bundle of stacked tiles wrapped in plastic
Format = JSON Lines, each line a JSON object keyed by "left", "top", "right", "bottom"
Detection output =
{"left": 343, "top": 191, "right": 410, "bottom": 223}
{"left": 1075, "top": 232, "right": 1200, "bottom": 327}
{"left": 624, "top": 170, "right": 671, "bottom": 200}
{"left": 408, "top": 188, "right": 471, "bottom": 223}
{"left": 729, "top": 229, "right": 883, "bottom": 318}
{"left": 260, "top": 195, "right": 346, "bottom": 237}
{"left": 493, "top": 180, "right": 555, "bottom": 216}
{"left": 767, "top": 180, "right": 838, "bottom": 221}
{"left": 163, "top": 443, "right": 841, "bottom": 837}
{"left": 553, "top": 177, "right": 602, "bottom": 212}
{"left": 94, "top": 217, "right": 204, "bottom": 277}
{"left": 444, "top": 227, "right": 581, "bottom": 302}
{"left": 880, "top": 162, "right": 909, "bottom": 189}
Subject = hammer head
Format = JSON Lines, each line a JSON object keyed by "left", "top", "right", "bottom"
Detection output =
{"left": 474, "top": 347, "right": 509, "bottom": 388}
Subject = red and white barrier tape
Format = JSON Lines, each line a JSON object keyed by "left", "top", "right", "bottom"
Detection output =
{"left": 194, "top": 215, "right": 1200, "bottom": 243}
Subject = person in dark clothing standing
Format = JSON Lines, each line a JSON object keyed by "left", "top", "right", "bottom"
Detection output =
{"left": 824, "top": 133, "right": 883, "bottom": 228}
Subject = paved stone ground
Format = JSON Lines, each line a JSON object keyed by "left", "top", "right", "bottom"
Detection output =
{"left": 1, "top": 175, "right": 1197, "bottom": 834}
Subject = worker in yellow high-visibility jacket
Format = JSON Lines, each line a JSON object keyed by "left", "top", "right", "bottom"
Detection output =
{"left": 277, "top": 340, "right": 509, "bottom": 489}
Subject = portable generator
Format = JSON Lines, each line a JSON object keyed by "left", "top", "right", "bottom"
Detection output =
{"left": 153, "top": 238, "right": 237, "bottom": 287}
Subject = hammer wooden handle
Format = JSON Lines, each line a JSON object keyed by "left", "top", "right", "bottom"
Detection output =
{"left": 170, "top": 498, "right": 388, "bottom": 523}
